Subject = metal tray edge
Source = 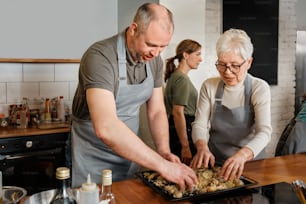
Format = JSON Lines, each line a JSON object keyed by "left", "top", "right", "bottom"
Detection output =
{"left": 136, "top": 170, "right": 258, "bottom": 202}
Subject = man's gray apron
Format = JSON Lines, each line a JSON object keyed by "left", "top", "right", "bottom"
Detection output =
{"left": 71, "top": 34, "right": 153, "bottom": 187}
{"left": 209, "top": 74, "right": 265, "bottom": 165}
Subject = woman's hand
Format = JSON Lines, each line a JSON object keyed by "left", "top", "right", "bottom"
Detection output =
{"left": 190, "top": 140, "right": 215, "bottom": 169}
{"left": 181, "top": 146, "right": 193, "bottom": 165}
{"left": 220, "top": 147, "right": 253, "bottom": 180}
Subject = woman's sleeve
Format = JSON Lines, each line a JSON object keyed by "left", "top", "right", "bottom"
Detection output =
{"left": 246, "top": 79, "right": 272, "bottom": 157}
{"left": 191, "top": 79, "right": 214, "bottom": 143}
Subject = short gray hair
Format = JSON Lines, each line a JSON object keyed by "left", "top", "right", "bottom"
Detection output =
{"left": 133, "top": 3, "right": 174, "bottom": 35}
{"left": 216, "top": 28, "right": 254, "bottom": 60}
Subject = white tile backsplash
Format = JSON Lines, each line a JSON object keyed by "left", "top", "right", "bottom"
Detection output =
{"left": 0, "top": 83, "right": 6, "bottom": 103}
{"left": 39, "top": 82, "right": 69, "bottom": 99}
{"left": 55, "top": 63, "right": 79, "bottom": 81}
{"left": 7, "top": 82, "right": 39, "bottom": 103}
{"left": 23, "top": 63, "right": 54, "bottom": 82}
{"left": 0, "top": 62, "right": 78, "bottom": 117}
{"left": 0, "top": 63, "right": 23, "bottom": 82}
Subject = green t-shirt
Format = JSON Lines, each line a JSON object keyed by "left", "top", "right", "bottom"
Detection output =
{"left": 164, "top": 71, "right": 198, "bottom": 116}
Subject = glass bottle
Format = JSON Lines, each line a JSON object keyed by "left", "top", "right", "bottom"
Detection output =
{"left": 50, "top": 167, "right": 76, "bottom": 204}
{"left": 99, "top": 169, "right": 115, "bottom": 204}
{"left": 45, "top": 98, "right": 51, "bottom": 121}
{"left": 57, "top": 96, "right": 65, "bottom": 123}
{"left": 22, "top": 97, "right": 30, "bottom": 126}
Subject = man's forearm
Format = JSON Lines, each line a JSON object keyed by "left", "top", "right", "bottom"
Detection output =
{"left": 148, "top": 111, "right": 171, "bottom": 154}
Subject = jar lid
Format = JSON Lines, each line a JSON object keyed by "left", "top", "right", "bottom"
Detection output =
{"left": 102, "top": 169, "right": 112, "bottom": 185}
{"left": 56, "top": 167, "right": 70, "bottom": 180}
{"left": 102, "top": 169, "right": 112, "bottom": 177}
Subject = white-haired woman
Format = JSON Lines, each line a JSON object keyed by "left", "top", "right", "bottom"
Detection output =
{"left": 190, "top": 28, "right": 272, "bottom": 181}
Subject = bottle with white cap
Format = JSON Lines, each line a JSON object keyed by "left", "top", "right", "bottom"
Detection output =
{"left": 57, "top": 96, "right": 65, "bottom": 122}
{"left": 99, "top": 169, "right": 115, "bottom": 204}
{"left": 79, "top": 174, "right": 99, "bottom": 204}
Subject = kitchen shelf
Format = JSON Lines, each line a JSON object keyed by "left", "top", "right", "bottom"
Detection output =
{"left": 0, "top": 58, "right": 80, "bottom": 63}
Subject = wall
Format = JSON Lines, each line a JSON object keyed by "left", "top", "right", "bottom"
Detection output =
{"left": 161, "top": 0, "right": 206, "bottom": 91}
{"left": 118, "top": 0, "right": 159, "bottom": 31}
{"left": 296, "top": 0, "right": 306, "bottom": 30}
{"left": 0, "top": 0, "right": 117, "bottom": 59}
{"left": 0, "top": 0, "right": 299, "bottom": 157}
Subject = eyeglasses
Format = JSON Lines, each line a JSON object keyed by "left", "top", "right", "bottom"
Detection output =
{"left": 215, "top": 60, "right": 246, "bottom": 74}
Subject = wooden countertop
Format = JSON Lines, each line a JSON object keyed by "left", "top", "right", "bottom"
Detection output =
{"left": 106, "top": 153, "right": 306, "bottom": 204}
{"left": 20, "top": 153, "right": 306, "bottom": 204}
{"left": 243, "top": 152, "right": 306, "bottom": 187}
{"left": 0, "top": 123, "right": 70, "bottom": 138}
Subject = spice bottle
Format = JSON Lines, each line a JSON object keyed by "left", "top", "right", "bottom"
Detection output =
{"left": 50, "top": 167, "right": 76, "bottom": 204}
{"left": 57, "top": 96, "right": 65, "bottom": 122}
{"left": 99, "top": 169, "right": 116, "bottom": 204}
{"left": 79, "top": 174, "right": 99, "bottom": 204}
{"left": 45, "top": 98, "right": 51, "bottom": 121}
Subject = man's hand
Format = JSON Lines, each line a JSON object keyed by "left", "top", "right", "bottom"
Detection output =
{"left": 159, "top": 161, "right": 198, "bottom": 192}
{"left": 160, "top": 151, "right": 181, "bottom": 163}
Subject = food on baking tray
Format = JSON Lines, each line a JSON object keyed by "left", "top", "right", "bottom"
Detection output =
{"left": 142, "top": 167, "right": 244, "bottom": 198}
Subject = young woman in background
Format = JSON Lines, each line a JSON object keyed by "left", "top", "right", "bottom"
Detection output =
{"left": 164, "top": 39, "right": 202, "bottom": 165}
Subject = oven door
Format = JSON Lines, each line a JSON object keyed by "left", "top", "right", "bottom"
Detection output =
{"left": 0, "top": 147, "right": 66, "bottom": 195}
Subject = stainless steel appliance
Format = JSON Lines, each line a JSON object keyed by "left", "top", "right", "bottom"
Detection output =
{"left": 295, "top": 31, "right": 306, "bottom": 113}
{"left": 0, "top": 133, "right": 68, "bottom": 195}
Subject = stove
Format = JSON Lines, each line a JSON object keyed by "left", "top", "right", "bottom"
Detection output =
{"left": 0, "top": 132, "right": 69, "bottom": 195}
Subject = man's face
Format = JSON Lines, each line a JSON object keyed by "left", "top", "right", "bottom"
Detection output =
{"left": 128, "top": 21, "right": 173, "bottom": 62}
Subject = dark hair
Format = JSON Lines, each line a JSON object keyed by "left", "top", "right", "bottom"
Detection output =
{"left": 133, "top": 3, "right": 174, "bottom": 35}
{"left": 164, "top": 39, "right": 201, "bottom": 82}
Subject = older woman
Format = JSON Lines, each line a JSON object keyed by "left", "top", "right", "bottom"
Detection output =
{"left": 190, "top": 28, "right": 272, "bottom": 181}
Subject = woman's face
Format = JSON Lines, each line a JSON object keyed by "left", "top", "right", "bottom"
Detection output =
{"left": 185, "top": 49, "right": 202, "bottom": 69}
{"left": 216, "top": 51, "right": 253, "bottom": 86}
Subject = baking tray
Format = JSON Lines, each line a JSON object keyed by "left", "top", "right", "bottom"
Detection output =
{"left": 136, "top": 170, "right": 257, "bottom": 202}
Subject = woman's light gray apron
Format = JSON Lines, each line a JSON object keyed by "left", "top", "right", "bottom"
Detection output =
{"left": 209, "top": 74, "right": 265, "bottom": 165}
{"left": 71, "top": 34, "right": 153, "bottom": 187}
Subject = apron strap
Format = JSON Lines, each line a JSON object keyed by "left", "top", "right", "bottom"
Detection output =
{"left": 244, "top": 74, "right": 252, "bottom": 106}
{"left": 117, "top": 34, "right": 127, "bottom": 80}
{"left": 214, "top": 74, "right": 252, "bottom": 106}
{"left": 215, "top": 80, "right": 224, "bottom": 105}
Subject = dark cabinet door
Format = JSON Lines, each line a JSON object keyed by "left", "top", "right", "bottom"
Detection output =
{"left": 223, "top": 0, "right": 279, "bottom": 85}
